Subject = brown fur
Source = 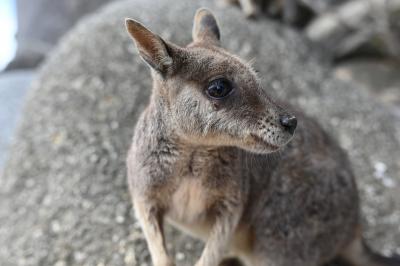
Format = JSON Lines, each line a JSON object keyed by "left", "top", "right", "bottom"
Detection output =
{"left": 125, "top": 8, "right": 399, "bottom": 266}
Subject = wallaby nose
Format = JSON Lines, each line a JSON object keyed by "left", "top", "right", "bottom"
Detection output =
{"left": 279, "top": 114, "right": 297, "bottom": 135}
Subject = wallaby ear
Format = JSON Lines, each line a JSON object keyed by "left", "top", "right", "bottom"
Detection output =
{"left": 125, "top": 18, "right": 173, "bottom": 74}
{"left": 192, "top": 8, "right": 220, "bottom": 45}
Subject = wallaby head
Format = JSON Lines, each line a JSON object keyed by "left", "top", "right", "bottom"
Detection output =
{"left": 125, "top": 8, "right": 297, "bottom": 154}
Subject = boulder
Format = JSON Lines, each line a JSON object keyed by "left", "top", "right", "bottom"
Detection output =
{"left": 0, "top": 0, "right": 399, "bottom": 265}
{"left": 306, "top": 0, "right": 400, "bottom": 59}
{"left": 335, "top": 59, "right": 400, "bottom": 109}
{"left": 230, "top": 0, "right": 400, "bottom": 60}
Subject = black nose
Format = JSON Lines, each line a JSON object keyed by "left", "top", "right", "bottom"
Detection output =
{"left": 279, "top": 114, "right": 297, "bottom": 134}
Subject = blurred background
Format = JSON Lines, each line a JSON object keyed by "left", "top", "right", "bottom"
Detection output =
{"left": 0, "top": 0, "right": 115, "bottom": 168}
{"left": 0, "top": 0, "right": 16, "bottom": 70}
{"left": 0, "top": 0, "right": 399, "bottom": 265}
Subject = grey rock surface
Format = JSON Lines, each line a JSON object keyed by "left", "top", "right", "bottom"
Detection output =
{"left": 6, "top": 0, "right": 116, "bottom": 70}
{"left": 300, "top": 0, "right": 347, "bottom": 13}
{"left": 306, "top": 0, "right": 400, "bottom": 59}
{"left": 0, "top": 0, "right": 399, "bottom": 265}
{"left": 335, "top": 59, "right": 400, "bottom": 108}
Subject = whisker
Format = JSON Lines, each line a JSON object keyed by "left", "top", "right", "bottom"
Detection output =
{"left": 248, "top": 57, "right": 256, "bottom": 66}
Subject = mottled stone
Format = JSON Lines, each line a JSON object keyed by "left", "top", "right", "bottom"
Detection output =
{"left": 0, "top": 0, "right": 399, "bottom": 265}
{"left": 335, "top": 59, "right": 400, "bottom": 109}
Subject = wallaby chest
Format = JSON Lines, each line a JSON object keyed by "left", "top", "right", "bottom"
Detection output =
{"left": 166, "top": 150, "right": 217, "bottom": 222}
{"left": 164, "top": 149, "right": 243, "bottom": 238}
{"left": 167, "top": 177, "right": 212, "bottom": 239}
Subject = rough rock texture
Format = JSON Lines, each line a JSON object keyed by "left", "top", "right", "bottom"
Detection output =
{"left": 335, "top": 59, "right": 400, "bottom": 109}
{"left": 231, "top": 0, "right": 400, "bottom": 59}
{"left": 306, "top": 0, "right": 400, "bottom": 59}
{"left": 0, "top": 0, "right": 399, "bottom": 265}
{"left": 6, "top": 0, "right": 115, "bottom": 70}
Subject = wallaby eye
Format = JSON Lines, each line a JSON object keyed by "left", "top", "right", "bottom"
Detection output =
{"left": 206, "top": 78, "right": 233, "bottom": 99}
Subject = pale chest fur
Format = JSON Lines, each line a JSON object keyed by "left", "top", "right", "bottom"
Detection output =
{"left": 165, "top": 172, "right": 254, "bottom": 256}
{"left": 166, "top": 177, "right": 213, "bottom": 240}
{"left": 168, "top": 178, "right": 208, "bottom": 222}
{"left": 163, "top": 148, "right": 232, "bottom": 237}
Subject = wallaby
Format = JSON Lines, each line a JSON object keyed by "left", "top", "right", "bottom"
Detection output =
{"left": 125, "top": 8, "right": 400, "bottom": 266}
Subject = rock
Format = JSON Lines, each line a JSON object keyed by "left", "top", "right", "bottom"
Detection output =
{"left": 306, "top": 0, "right": 400, "bottom": 59}
{"left": 0, "top": 0, "right": 399, "bottom": 265}
{"left": 225, "top": 0, "right": 349, "bottom": 27}
{"left": 300, "top": 0, "right": 347, "bottom": 14}
{"left": 230, "top": 0, "right": 400, "bottom": 60}
{"left": 335, "top": 59, "right": 400, "bottom": 109}
{"left": 6, "top": 0, "right": 116, "bottom": 70}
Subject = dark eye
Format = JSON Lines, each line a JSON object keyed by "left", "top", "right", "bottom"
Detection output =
{"left": 206, "top": 78, "right": 233, "bottom": 99}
